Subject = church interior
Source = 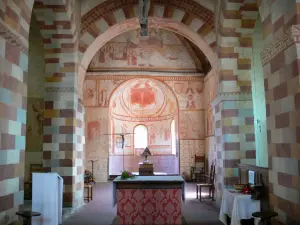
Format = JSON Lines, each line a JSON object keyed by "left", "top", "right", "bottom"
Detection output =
{"left": 1, "top": 0, "right": 300, "bottom": 224}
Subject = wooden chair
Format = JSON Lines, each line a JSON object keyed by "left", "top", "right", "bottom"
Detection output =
{"left": 196, "top": 162, "right": 215, "bottom": 201}
{"left": 191, "top": 154, "right": 205, "bottom": 182}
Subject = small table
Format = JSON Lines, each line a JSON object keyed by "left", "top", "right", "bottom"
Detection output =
{"left": 16, "top": 211, "right": 41, "bottom": 225}
{"left": 219, "top": 189, "right": 260, "bottom": 225}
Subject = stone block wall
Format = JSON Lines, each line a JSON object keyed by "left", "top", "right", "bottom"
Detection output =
{"left": 0, "top": 1, "right": 84, "bottom": 223}
{"left": 216, "top": 0, "right": 300, "bottom": 223}
{"left": 0, "top": 32, "right": 29, "bottom": 225}
{"left": 180, "top": 140, "right": 205, "bottom": 178}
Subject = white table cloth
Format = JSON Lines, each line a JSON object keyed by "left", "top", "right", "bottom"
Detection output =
{"left": 219, "top": 189, "right": 260, "bottom": 225}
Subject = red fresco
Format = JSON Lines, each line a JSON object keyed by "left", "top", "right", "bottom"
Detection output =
{"left": 117, "top": 189, "right": 182, "bottom": 225}
{"left": 87, "top": 121, "right": 100, "bottom": 140}
{"left": 130, "top": 82, "right": 156, "bottom": 107}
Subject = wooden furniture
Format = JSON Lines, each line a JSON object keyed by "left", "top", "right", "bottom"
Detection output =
{"left": 84, "top": 184, "right": 93, "bottom": 202}
{"left": 113, "top": 176, "right": 185, "bottom": 225}
{"left": 24, "top": 164, "right": 43, "bottom": 199}
{"left": 196, "top": 163, "right": 215, "bottom": 201}
{"left": 191, "top": 154, "right": 205, "bottom": 182}
{"left": 16, "top": 211, "right": 41, "bottom": 225}
{"left": 138, "top": 162, "right": 154, "bottom": 176}
{"left": 252, "top": 211, "right": 278, "bottom": 225}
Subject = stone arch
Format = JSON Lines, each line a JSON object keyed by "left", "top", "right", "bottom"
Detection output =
{"left": 78, "top": 17, "right": 220, "bottom": 99}
{"left": 79, "top": 0, "right": 216, "bottom": 57}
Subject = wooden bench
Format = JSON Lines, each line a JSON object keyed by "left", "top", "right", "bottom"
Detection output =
{"left": 84, "top": 184, "right": 93, "bottom": 202}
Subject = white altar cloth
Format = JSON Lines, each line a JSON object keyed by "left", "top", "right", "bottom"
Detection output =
{"left": 32, "top": 173, "right": 64, "bottom": 225}
{"left": 219, "top": 189, "right": 260, "bottom": 225}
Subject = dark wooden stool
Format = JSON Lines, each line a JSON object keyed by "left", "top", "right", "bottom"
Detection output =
{"left": 84, "top": 184, "right": 93, "bottom": 202}
{"left": 16, "top": 211, "right": 41, "bottom": 225}
{"left": 252, "top": 211, "right": 278, "bottom": 225}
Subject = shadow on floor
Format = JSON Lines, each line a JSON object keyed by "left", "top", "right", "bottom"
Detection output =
{"left": 62, "top": 182, "right": 223, "bottom": 225}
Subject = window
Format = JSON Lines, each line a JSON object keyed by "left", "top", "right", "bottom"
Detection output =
{"left": 134, "top": 125, "right": 148, "bottom": 148}
{"left": 171, "top": 120, "right": 176, "bottom": 155}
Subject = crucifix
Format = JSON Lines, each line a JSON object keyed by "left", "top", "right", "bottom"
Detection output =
{"left": 139, "top": 0, "right": 151, "bottom": 37}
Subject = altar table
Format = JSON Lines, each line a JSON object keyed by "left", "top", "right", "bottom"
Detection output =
{"left": 113, "top": 176, "right": 185, "bottom": 225}
{"left": 219, "top": 189, "right": 260, "bottom": 225}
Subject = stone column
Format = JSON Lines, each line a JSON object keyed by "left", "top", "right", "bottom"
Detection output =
{"left": 33, "top": 0, "right": 85, "bottom": 208}
{"left": 214, "top": 0, "right": 258, "bottom": 201}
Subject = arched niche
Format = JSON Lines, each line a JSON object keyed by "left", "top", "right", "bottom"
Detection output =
{"left": 108, "top": 77, "right": 180, "bottom": 175}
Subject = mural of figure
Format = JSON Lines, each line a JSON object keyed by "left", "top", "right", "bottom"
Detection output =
{"left": 84, "top": 80, "right": 97, "bottom": 106}
{"left": 32, "top": 100, "right": 44, "bottom": 136}
{"left": 87, "top": 121, "right": 100, "bottom": 140}
{"left": 99, "top": 48, "right": 105, "bottom": 63}
{"left": 186, "top": 94, "right": 196, "bottom": 109}
{"left": 131, "top": 51, "right": 137, "bottom": 66}
{"left": 207, "top": 108, "right": 213, "bottom": 136}
{"left": 164, "top": 128, "right": 170, "bottom": 141}
{"left": 149, "top": 126, "right": 156, "bottom": 144}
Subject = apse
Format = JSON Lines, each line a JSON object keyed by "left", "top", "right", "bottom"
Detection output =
{"left": 108, "top": 78, "right": 180, "bottom": 175}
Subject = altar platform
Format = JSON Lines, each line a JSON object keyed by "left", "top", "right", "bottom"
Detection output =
{"left": 113, "top": 175, "right": 185, "bottom": 225}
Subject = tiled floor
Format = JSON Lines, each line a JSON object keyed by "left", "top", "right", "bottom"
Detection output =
{"left": 62, "top": 182, "right": 223, "bottom": 225}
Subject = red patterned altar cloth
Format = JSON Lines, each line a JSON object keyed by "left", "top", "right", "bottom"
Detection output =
{"left": 116, "top": 189, "right": 182, "bottom": 225}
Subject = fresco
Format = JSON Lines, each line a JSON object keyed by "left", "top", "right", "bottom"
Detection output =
{"left": 111, "top": 119, "right": 175, "bottom": 156}
{"left": 26, "top": 98, "right": 44, "bottom": 152}
{"left": 206, "top": 107, "right": 214, "bottom": 136}
{"left": 83, "top": 80, "right": 97, "bottom": 106}
{"left": 108, "top": 78, "right": 178, "bottom": 155}
{"left": 88, "top": 29, "right": 197, "bottom": 71}
{"left": 85, "top": 108, "right": 110, "bottom": 182}
{"left": 110, "top": 78, "right": 177, "bottom": 119}
{"left": 83, "top": 79, "right": 122, "bottom": 107}
{"left": 180, "top": 110, "right": 205, "bottom": 140}
{"left": 166, "top": 81, "right": 204, "bottom": 110}
{"left": 84, "top": 76, "right": 205, "bottom": 178}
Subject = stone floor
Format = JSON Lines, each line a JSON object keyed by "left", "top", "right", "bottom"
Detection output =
{"left": 61, "top": 182, "right": 223, "bottom": 225}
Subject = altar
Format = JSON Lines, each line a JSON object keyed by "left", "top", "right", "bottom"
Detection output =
{"left": 113, "top": 176, "right": 185, "bottom": 225}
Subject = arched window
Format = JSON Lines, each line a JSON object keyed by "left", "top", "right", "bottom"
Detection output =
{"left": 134, "top": 125, "right": 148, "bottom": 149}
{"left": 171, "top": 120, "right": 176, "bottom": 155}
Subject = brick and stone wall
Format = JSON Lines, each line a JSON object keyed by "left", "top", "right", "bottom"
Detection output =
{"left": 0, "top": 0, "right": 84, "bottom": 223}
{"left": 216, "top": 0, "right": 300, "bottom": 223}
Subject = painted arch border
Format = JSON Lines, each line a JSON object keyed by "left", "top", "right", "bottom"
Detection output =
{"left": 78, "top": 17, "right": 220, "bottom": 100}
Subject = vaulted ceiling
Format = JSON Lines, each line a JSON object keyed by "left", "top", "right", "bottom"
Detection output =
{"left": 80, "top": 0, "right": 215, "bottom": 75}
